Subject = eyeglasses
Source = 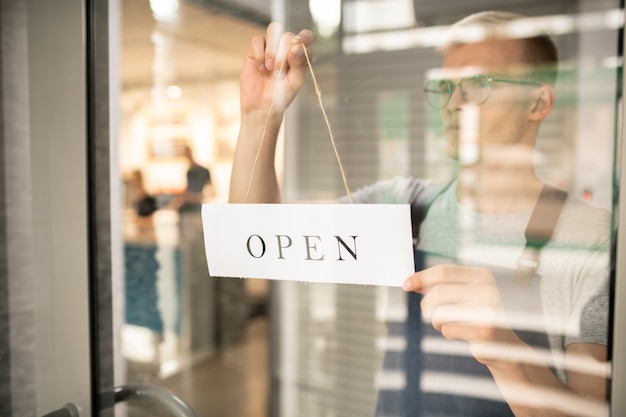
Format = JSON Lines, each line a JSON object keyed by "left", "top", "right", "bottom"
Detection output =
{"left": 423, "top": 74, "right": 540, "bottom": 109}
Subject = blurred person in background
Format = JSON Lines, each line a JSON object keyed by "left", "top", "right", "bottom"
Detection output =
{"left": 171, "top": 144, "right": 215, "bottom": 213}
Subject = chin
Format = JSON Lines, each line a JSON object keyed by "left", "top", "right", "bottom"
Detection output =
{"left": 445, "top": 138, "right": 459, "bottom": 160}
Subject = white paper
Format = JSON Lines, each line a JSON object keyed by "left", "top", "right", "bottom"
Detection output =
{"left": 201, "top": 204, "right": 414, "bottom": 287}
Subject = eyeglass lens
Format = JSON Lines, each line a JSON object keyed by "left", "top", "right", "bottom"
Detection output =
{"left": 424, "top": 74, "right": 491, "bottom": 109}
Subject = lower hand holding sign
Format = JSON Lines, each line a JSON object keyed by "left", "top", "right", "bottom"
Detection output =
{"left": 403, "top": 264, "right": 520, "bottom": 365}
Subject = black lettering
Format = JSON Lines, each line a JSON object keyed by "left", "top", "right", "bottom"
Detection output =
{"left": 246, "top": 234, "right": 266, "bottom": 258}
{"left": 335, "top": 235, "right": 358, "bottom": 261}
{"left": 275, "top": 235, "right": 293, "bottom": 259}
{"left": 303, "top": 235, "right": 324, "bottom": 261}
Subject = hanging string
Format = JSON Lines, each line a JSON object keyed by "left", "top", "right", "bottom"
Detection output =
{"left": 301, "top": 43, "right": 354, "bottom": 204}
{"left": 244, "top": 40, "right": 354, "bottom": 204}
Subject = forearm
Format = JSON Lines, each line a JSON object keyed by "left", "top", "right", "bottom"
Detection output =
{"left": 229, "top": 111, "right": 283, "bottom": 203}
{"left": 484, "top": 343, "right": 608, "bottom": 417}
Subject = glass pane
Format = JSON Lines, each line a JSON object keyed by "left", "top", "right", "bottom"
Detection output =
{"left": 272, "top": 1, "right": 618, "bottom": 417}
{"left": 115, "top": 1, "right": 621, "bottom": 417}
{"left": 117, "top": 1, "right": 270, "bottom": 416}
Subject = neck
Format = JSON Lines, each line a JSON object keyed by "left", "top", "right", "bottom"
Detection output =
{"left": 456, "top": 162, "right": 544, "bottom": 215}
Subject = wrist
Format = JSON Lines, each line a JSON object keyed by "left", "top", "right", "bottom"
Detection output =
{"left": 476, "top": 339, "right": 537, "bottom": 378}
{"left": 471, "top": 330, "right": 530, "bottom": 370}
{"left": 241, "top": 107, "right": 284, "bottom": 126}
{"left": 242, "top": 110, "right": 282, "bottom": 137}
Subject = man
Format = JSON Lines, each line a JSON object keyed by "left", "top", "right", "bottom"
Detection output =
{"left": 176, "top": 144, "right": 214, "bottom": 212}
{"left": 229, "top": 12, "right": 611, "bottom": 416}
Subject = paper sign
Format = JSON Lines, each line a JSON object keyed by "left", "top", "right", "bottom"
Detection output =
{"left": 201, "top": 204, "right": 415, "bottom": 287}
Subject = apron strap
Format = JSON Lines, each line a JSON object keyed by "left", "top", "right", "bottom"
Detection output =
{"left": 514, "top": 185, "right": 568, "bottom": 285}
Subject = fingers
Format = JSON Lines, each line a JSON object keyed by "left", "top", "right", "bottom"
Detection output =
{"left": 421, "top": 283, "right": 500, "bottom": 328}
{"left": 289, "top": 29, "right": 315, "bottom": 65}
{"left": 248, "top": 23, "right": 314, "bottom": 75}
{"left": 264, "top": 22, "right": 283, "bottom": 71}
{"left": 421, "top": 283, "right": 477, "bottom": 316}
{"left": 275, "top": 29, "right": 315, "bottom": 78}
{"left": 402, "top": 264, "right": 490, "bottom": 292}
{"left": 247, "top": 34, "right": 270, "bottom": 72}
{"left": 428, "top": 302, "right": 506, "bottom": 330}
{"left": 402, "top": 265, "right": 455, "bottom": 292}
{"left": 245, "top": 22, "right": 286, "bottom": 73}
{"left": 403, "top": 264, "right": 507, "bottom": 345}
{"left": 242, "top": 23, "right": 314, "bottom": 114}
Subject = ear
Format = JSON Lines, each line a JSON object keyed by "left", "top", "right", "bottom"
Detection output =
{"left": 529, "top": 85, "right": 555, "bottom": 121}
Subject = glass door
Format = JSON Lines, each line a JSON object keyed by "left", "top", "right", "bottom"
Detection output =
{"left": 5, "top": 0, "right": 626, "bottom": 416}
{"left": 113, "top": 0, "right": 626, "bottom": 416}
{"left": 114, "top": 1, "right": 272, "bottom": 416}
{"left": 106, "top": 0, "right": 623, "bottom": 416}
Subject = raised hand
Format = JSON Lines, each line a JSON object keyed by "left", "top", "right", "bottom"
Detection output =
{"left": 230, "top": 23, "right": 314, "bottom": 203}
{"left": 240, "top": 22, "right": 314, "bottom": 117}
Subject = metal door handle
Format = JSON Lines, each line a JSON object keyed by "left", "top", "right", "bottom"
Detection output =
{"left": 41, "top": 403, "right": 79, "bottom": 417}
{"left": 114, "top": 384, "right": 198, "bottom": 417}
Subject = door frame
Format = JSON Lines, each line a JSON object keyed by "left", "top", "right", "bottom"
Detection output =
{"left": 25, "top": 0, "right": 114, "bottom": 415}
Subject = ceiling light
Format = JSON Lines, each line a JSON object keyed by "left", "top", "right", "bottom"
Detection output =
{"left": 166, "top": 85, "right": 182, "bottom": 99}
{"left": 149, "top": 0, "right": 179, "bottom": 21}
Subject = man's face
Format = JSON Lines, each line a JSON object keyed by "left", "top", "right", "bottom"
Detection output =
{"left": 439, "top": 38, "right": 538, "bottom": 162}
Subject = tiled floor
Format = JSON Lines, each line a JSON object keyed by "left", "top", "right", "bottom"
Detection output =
{"left": 121, "top": 317, "right": 269, "bottom": 417}
{"left": 161, "top": 317, "right": 269, "bottom": 417}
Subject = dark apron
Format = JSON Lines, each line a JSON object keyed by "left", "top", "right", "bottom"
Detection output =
{"left": 375, "top": 185, "right": 567, "bottom": 417}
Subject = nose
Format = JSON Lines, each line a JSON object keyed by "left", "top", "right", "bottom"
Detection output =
{"left": 445, "top": 83, "right": 464, "bottom": 111}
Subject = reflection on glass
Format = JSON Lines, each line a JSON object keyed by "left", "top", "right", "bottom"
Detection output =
{"left": 117, "top": 1, "right": 618, "bottom": 417}
{"left": 309, "top": 0, "right": 341, "bottom": 38}
{"left": 261, "top": 2, "right": 617, "bottom": 417}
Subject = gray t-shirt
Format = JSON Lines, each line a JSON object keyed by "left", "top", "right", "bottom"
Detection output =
{"left": 345, "top": 176, "right": 611, "bottom": 379}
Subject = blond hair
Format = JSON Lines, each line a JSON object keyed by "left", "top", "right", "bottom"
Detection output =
{"left": 441, "top": 11, "right": 559, "bottom": 85}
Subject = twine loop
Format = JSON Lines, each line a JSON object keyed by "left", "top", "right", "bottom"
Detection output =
{"left": 244, "top": 43, "right": 353, "bottom": 204}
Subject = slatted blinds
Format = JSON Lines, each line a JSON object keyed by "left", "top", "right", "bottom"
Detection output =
{"left": 270, "top": 0, "right": 619, "bottom": 416}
